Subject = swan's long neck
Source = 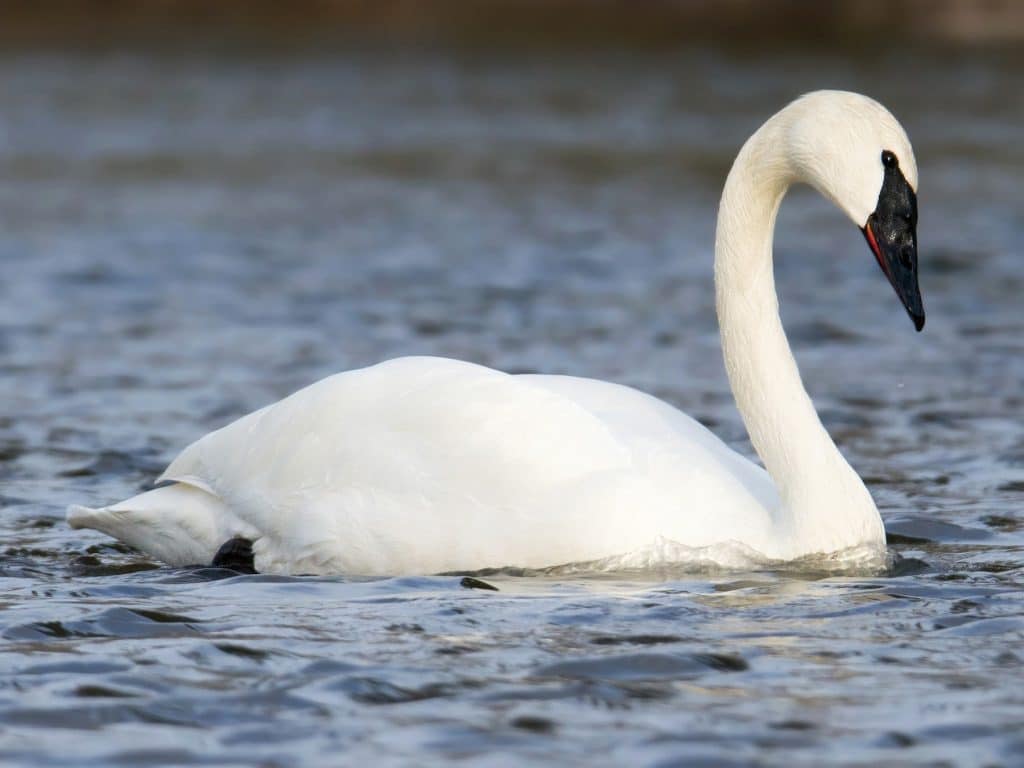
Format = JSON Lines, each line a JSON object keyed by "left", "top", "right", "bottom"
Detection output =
{"left": 714, "top": 115, "right": 884, "bottom": 556}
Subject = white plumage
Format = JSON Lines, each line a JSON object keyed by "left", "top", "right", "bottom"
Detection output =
{"left": 68, "top": 91, "right": 919, "bottom": 575}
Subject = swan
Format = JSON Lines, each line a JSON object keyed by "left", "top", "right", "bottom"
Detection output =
{"left": 67, "top": 90, "right": 923, "bottom": 576}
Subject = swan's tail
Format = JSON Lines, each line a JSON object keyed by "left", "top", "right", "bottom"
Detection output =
{"left": 67, "top": 483, "right": 245, "bottom": 567}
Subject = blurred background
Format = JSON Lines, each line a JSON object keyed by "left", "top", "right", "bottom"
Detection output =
{"left": 3, "top": 0, "right": 1024, "bottom": 48}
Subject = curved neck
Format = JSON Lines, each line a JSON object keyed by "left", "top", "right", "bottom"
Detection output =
{"left": 714, "top": 116, "right": 882, "bottom": 555}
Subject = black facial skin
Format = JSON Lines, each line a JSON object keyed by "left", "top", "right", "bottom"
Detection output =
{"left": 861, "top": 150, "right": 925, "bottom": 331}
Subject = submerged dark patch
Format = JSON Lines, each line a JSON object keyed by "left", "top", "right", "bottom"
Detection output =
{"left": 459, "top": 576, "right": 499, "bottom": 591}
{"left": 211, "top": 538, "right": 256, "bottom": 574}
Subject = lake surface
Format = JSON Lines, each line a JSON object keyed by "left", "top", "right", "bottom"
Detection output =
{"left": 1, "top": 46, "right": 1022, "bottom": 766}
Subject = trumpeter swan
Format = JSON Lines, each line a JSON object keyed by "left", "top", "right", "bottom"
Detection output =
{"left": 68, "top": 90, "right": 923, "bottom": 575}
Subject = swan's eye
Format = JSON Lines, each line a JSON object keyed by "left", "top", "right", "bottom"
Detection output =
{"left": 881, "top": 151, "right": 898, "bottom": 169}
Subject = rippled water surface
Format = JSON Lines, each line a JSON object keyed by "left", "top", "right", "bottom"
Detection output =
{"left": 1, "top": 47, "right": 1023, "bottom": 765}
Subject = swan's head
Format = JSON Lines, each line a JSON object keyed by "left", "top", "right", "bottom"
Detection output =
{"left": 783, "top": 91, "right": 924, "bottom": 331}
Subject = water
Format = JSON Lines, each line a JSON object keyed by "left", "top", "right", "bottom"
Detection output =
{"left": 1, "top": 46, "right": 1023, "bottom": 765}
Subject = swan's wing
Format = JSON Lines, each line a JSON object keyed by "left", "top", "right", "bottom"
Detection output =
{"left": 158, "top": 357, "right": 639, "bottom": 573}
{"left": 519, "top": 372, "right": 778, "bottom": 527}
{"left": 517, "top": 373, "right": 775, "bottom": 504}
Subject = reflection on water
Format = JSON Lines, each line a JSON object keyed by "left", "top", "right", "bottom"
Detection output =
{"left": 0, "top": 46, "right": 1023, "bottom": 765}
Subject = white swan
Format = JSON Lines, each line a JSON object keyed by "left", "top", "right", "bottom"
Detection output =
{"left": 68, "top": 91, "right": 924, "bottom": 576}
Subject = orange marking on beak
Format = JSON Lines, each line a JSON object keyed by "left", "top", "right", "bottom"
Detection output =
{"left": 865, "top": 221, "right": 891, "bottom": 280}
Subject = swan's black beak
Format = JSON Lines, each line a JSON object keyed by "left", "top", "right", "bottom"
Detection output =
{"left": 861, "top": 163, "right": 924, "bottom": 331}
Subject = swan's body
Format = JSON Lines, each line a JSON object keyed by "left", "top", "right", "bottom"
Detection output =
{"left": 71, "top": 358, "right": 780, "bottom": 573}
{"left": 68, "top": 91, "right": 923, "bottom": 575}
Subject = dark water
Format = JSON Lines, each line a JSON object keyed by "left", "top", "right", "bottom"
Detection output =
{"left": 1, "top": 47, "right": 1023, "bottom": 765}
